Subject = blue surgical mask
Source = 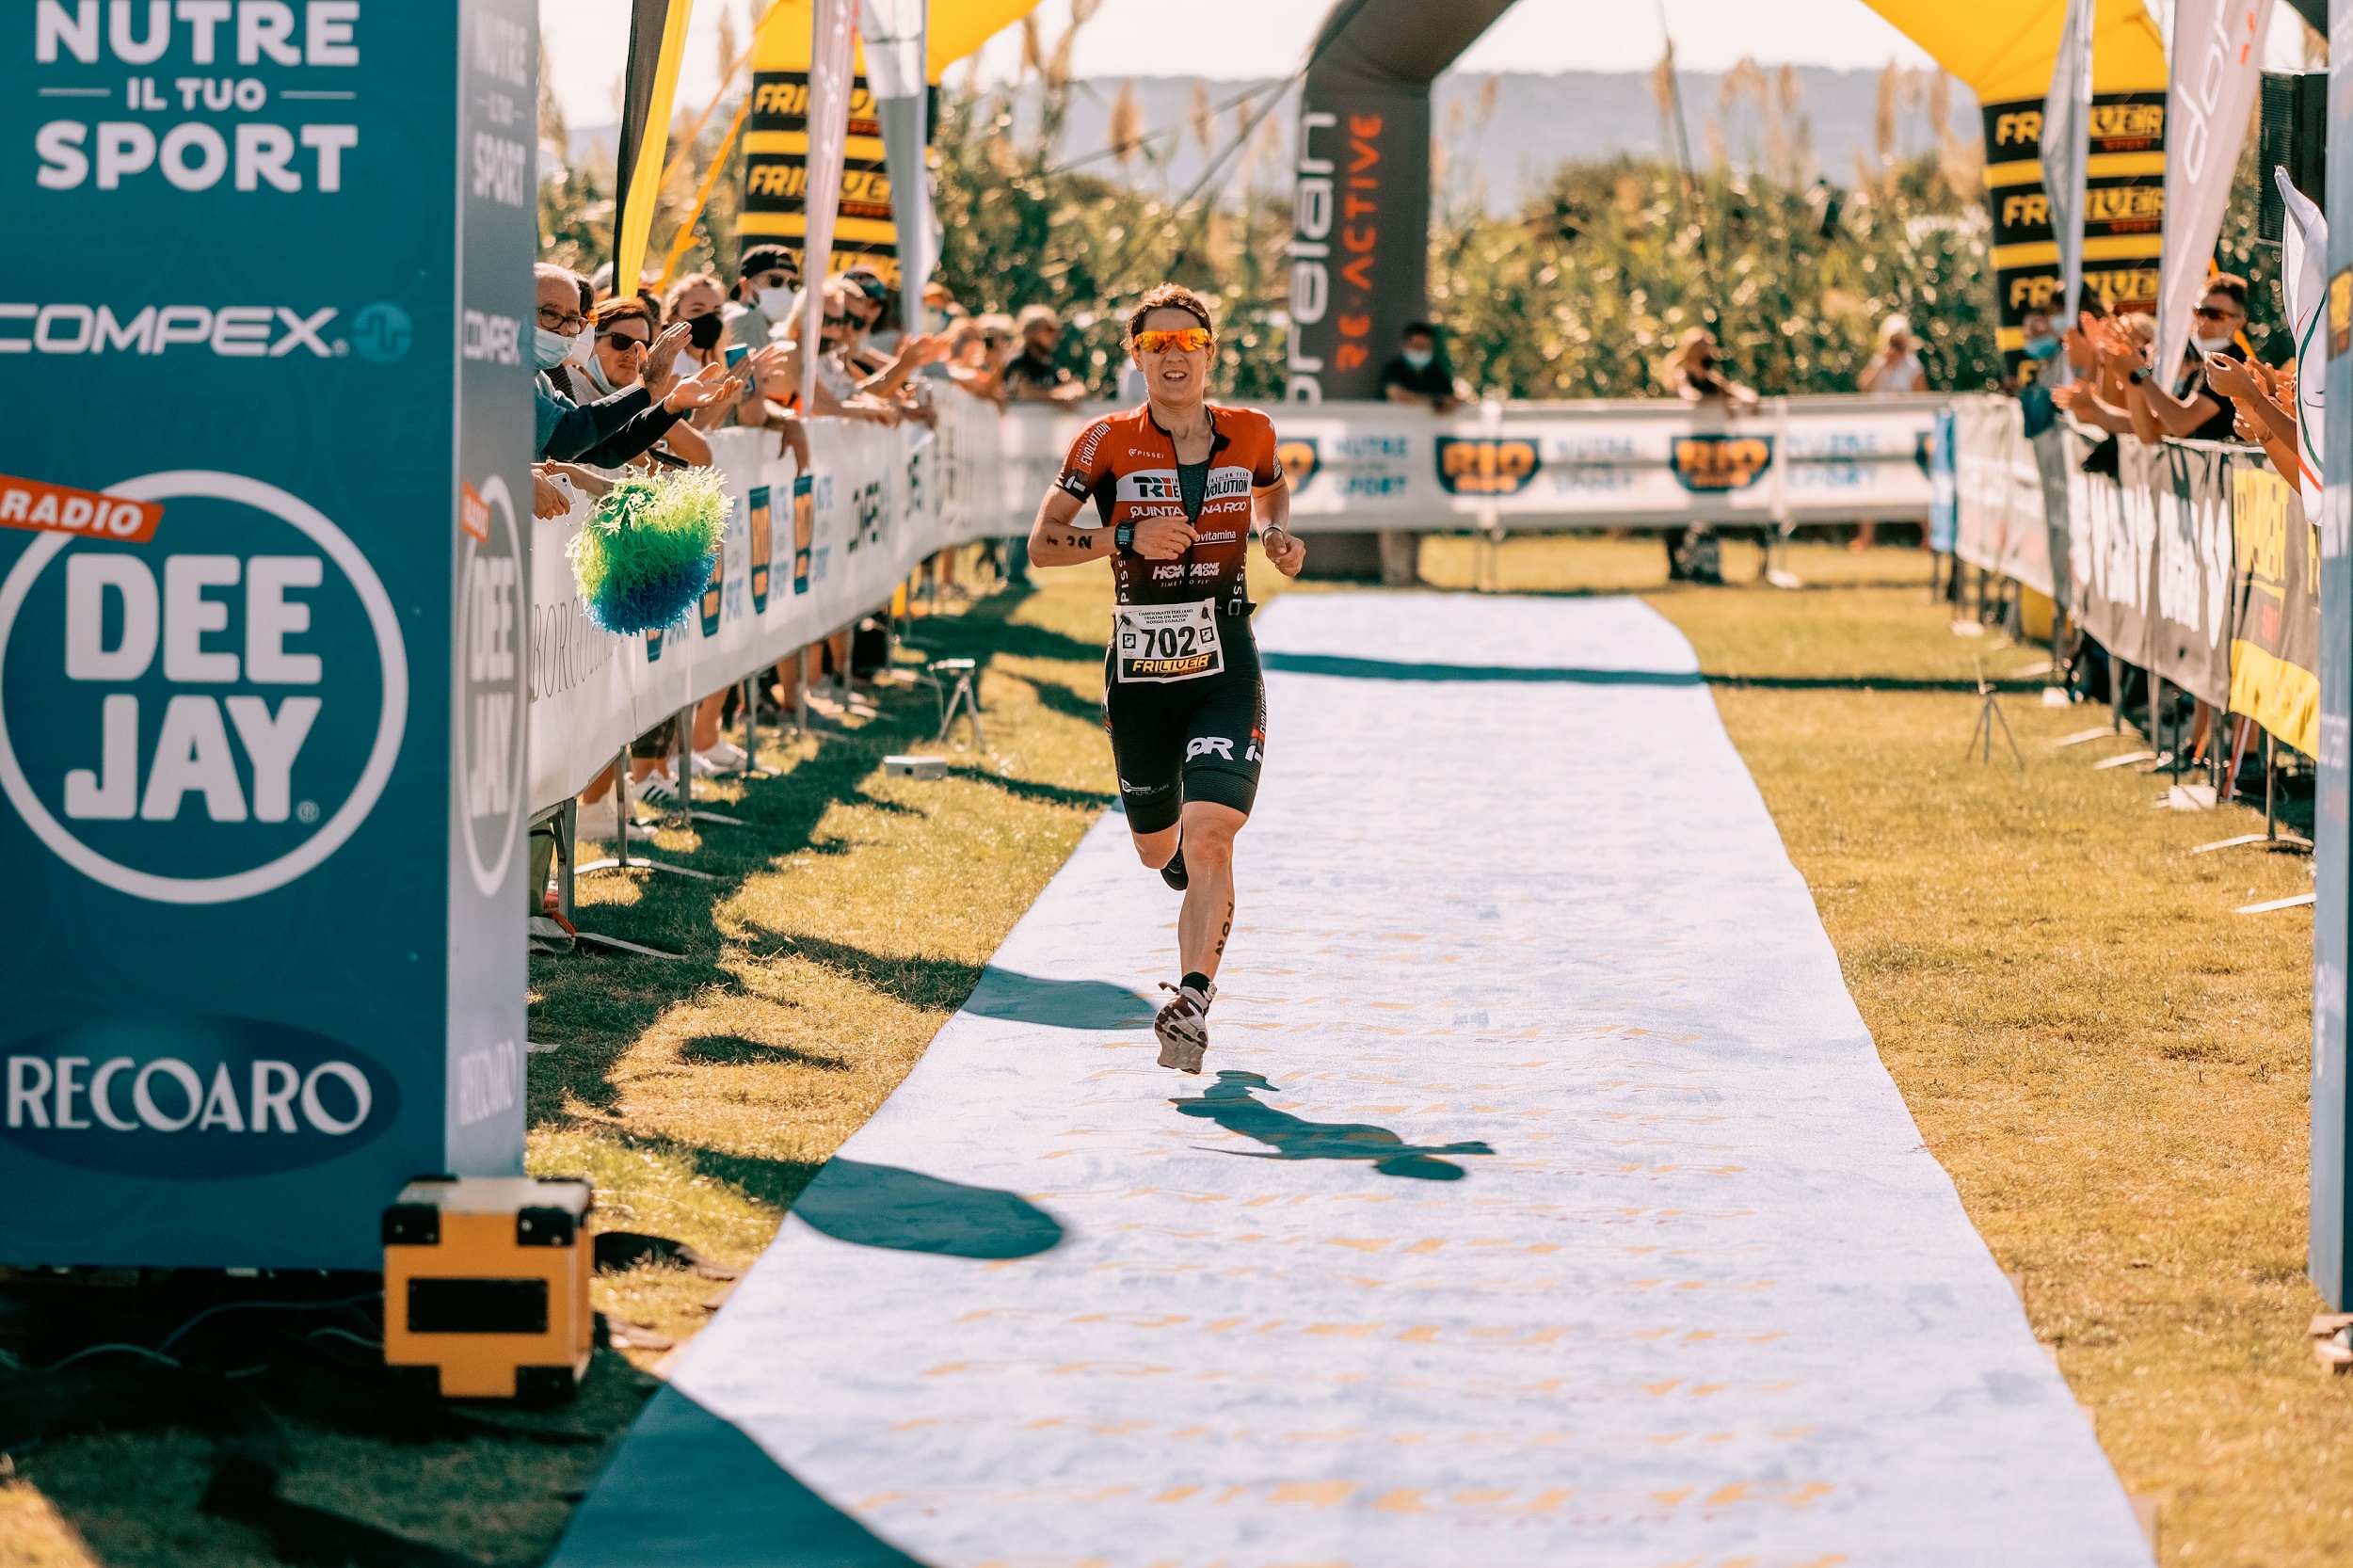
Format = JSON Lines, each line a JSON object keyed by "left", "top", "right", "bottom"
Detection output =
{"left": 1402, "top": 347, "right": 1433, "bottom": 369}
{"left": 2023, "top": 334, "right": 2060, "bottom": 361}
{"left": 534, "top": 325, "right": 581, "bottom": 371}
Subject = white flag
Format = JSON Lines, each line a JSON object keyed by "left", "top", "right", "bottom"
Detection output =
{"left": 799, "top": 0, "right": 859, "bottom": 412}
{"left": 2277, "top": 166, "right": 2328, "bottom": 511}
{"left": 859, "top": 0, "right": 935, "bottom": 307}
{"left": 2153, "top": 0, "right": 2274, "bottom": 384}
{"left": 2042, "top": 0, "right": 2095, "bottom": 328}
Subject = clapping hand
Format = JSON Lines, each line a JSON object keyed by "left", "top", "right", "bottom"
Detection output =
{"left": 2202, "top": 352, "right": 2265, "bottom": 402}
{"left": 639, "top": 324, "right": 694, "bottom": 402}
{"left": 662, "top": 361, "right": 737, "bottom": 414}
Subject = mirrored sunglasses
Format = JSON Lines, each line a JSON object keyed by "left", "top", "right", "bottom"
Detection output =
{"left": 1133, "top": 328, "right": 1211, "bottom": 354}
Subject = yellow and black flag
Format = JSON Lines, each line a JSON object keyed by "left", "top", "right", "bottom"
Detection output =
{"left": 1859, "top": 0, "right": 2167, "bottom": 368}
{"left": 613, "top": 0, "right": 696, "bottom": 298}
{"left": 741, "top": 19, "right": 901, "bottom": 283}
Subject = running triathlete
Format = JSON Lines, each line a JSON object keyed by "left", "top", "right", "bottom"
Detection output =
{"left": 1028, "top": 283, "right": 1306, "bottom": 1073}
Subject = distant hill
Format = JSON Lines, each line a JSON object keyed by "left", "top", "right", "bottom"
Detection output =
{"left": 559, "top": 66, "right": 1983, "bottom": 216}
{"left": 1009, "top": 67, "right": 1980, "bottom": 214}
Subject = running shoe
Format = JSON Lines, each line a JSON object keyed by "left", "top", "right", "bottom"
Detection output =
{"left": 1159, "top": 835, "right": 1188, "bottom": 891}
{"left": 633, "top": 769, "right": 680, "bottom": 809}
{"left": 1155, "top": 980, "right": 1214, "bottom": 1074}
{"left": 698, "top": 739, "right": 748, "bottom": 772}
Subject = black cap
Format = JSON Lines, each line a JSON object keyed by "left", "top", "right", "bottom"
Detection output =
{"left": 738, "top": 244, "right": 798, "bottom": 281}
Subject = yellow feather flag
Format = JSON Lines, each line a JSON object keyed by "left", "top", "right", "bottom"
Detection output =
{"left": 615, "top": 0, "right": 697, "bottom": 300}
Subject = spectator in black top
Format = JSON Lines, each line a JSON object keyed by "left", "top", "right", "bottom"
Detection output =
{"left": 532, "top": 264, "right": 738, "bottom": 465}
{"left": 1380, "top": 322, "right": 1463, "bottom": 413}
{"left": 1003, "top": 305, "right": 1084, "bottom": 403}
{"left": 2125, "top": 274, "right": 2251, "bottom": 444}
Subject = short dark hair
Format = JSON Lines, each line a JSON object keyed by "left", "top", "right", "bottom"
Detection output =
{"left": 591, "top": 296, "right": 659, "bottom": 333}
{"left": 737, "top": 244, "right": 797, "bottom": 283}
{"left": 1125, "top": 283, "right": 1215, "bottom": 344}
{"left": 2206, "top": 273, "right": 2249, "bottom": 312}
{"left": 1402, "top": 321, "right": 1437, "bottom": 341}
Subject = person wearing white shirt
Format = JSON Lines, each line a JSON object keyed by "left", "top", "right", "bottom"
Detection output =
{"left": 1859, "top": 313, "right": 1926, "bottom": 396}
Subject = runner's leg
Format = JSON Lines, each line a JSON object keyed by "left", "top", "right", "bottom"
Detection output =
{"left": 1174, "top": 801, "right": 1245, "bottom": 982}
{"left": 1170, "top": 657, "right": 1264, "bottom": 981}
{"left": 1104, "top": 652, "right": 1186, "bottom": 870}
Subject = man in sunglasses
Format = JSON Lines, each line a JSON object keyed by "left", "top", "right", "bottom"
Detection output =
{"left": 723, "top": 242, "right": 800, "bottom": 351}
{"left": 2121, "top": 274, "right": 2250, "bottom": 445}
{"left": 1027, "top": 283, "right": 1307, "bottom": 1074}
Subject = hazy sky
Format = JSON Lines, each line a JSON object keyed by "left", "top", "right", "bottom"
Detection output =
{"left": 540, "top": 0, "right": 1945, "bottom": 132}
{"left": 539, "top": 0, "right": 2317, "bottom": 134}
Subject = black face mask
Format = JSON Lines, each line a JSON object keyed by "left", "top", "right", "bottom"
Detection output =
{"left": 686, "top": 312, "right": 724, "bottom": 351}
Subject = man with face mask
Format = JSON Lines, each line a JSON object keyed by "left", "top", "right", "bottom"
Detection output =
{"left": 2017, "top": 306, "right": 2066, "bottom": 384}
{"left": 722, "top": 245, "right": 800, "bottom": 351}
{"left": 532, "top": 264, "right": 740, "bottom": 465}
{"left": 1381, "top": 322, "right": 1463, "bottom": 414}
{"left": 2122, "top": 275, "right": 2251, "bottom": 445}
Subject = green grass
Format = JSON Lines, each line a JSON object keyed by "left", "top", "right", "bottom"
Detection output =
{"left": 6, "top": 536, "right": 2339, "bottom": 1566}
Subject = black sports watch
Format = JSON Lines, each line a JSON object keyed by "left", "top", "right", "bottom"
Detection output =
{"left": 1113, "top": 521, "right": 1137, "bottom": 554}
{"left": 2128, "top": 365, "right": 2153, "bottom": 385}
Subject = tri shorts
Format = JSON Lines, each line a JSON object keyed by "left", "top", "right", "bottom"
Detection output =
{"left": 1102, "top": 619, "right": 1265, "bottom": 835}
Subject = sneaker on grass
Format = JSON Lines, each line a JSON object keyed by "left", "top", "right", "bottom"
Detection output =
{"left": 578, "top": 796, "right": 656, "bottom": 842}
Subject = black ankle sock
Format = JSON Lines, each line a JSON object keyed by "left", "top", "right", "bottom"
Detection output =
{"left": 1181, "top": 971, "right": 1212, "bottom": 1002}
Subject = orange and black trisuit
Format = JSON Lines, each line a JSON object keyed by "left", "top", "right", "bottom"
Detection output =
{"left": 1054, "top": 401, "right": 1281, "bottom": 834}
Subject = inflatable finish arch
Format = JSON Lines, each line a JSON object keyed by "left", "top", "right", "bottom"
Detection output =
{"left": 1283, "top": 0, "right": 1515, "bottom": 403}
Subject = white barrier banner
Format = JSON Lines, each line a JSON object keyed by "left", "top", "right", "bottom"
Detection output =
{"left": 996, "top": 396, "right": 1942, "bottom": 532}
{"left": 527, "top": 417, "right": 946, "bottom": 815}
{"left": 526, "top": 389, "right": 1947, "bottom": 815}
{"left": 1952, "top": 394, "right": 2054, "bottom": 597}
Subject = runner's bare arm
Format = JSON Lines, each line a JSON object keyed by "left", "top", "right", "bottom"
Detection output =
{"left": 1254, "top": 475, "right": 1305, "bottom": 578}
{"left": 1029, "top": 487, "right": 1111, "bottom": 566}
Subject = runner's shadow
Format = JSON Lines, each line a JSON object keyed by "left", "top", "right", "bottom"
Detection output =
{"left": 963, "top": 968, "right": 1156, "bottom": 1030}
{"left": 1172, "top": 1071, "right": 1495, "bottom": 1181}
{"left": 792, "top": 1158, "right": 1064, "bottom": 1258}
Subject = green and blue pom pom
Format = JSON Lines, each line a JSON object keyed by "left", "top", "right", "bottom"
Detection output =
{"left": 568, "top": 468, "right": 728, "bottom": 635}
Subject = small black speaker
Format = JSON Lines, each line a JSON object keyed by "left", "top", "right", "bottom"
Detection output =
{"left": 2259, "top": 71, "right": 2327, "bottom": 244}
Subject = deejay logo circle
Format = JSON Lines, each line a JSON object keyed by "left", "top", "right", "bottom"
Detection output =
{"left": 457, "top": 475, "right": 524, "bottom": 897}
{"left": 0, "top": 471, "right": 408, "bottom": 904}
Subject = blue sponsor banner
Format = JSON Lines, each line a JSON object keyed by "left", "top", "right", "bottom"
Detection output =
{"left": 1928, "top": 408, "right": 1958, "bottom": 554}
{"left": 0, "top": 1, "right": 535, "bottom": 1269}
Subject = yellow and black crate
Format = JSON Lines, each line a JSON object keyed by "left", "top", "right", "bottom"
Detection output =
{"left": 381, "top": 1175, "right": 595, "bottom": 1402}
